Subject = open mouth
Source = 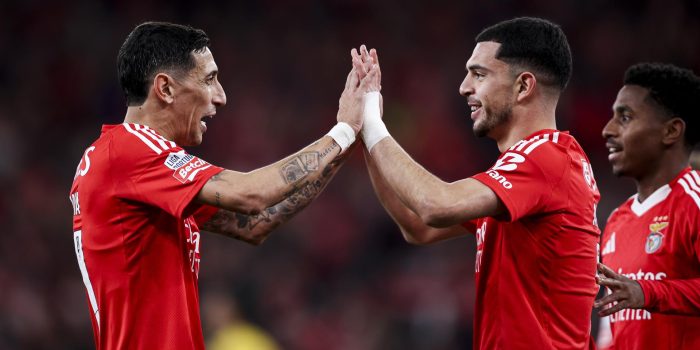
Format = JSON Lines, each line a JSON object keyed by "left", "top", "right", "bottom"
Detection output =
{"left": 468, "top": 102, "right": 482, "bottom": 119}
{"left": 200, "top": 115, "right": 214, "bottom": 131}
{"left": 606, "top": 142, "right": 623, "bottom": 161}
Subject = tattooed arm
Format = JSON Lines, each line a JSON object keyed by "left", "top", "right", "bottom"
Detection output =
{"left": 201, "top": 144, "right": 355, "bottom": 245}
{"left": 196, "top": 64, "right": 377, "bottom": 215}
{"left": 196, "top": 138, "right": 344, "bottom": 215}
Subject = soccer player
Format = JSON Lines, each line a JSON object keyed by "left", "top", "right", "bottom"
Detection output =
{"left": 354, "top": 17, "right": 600, "bottom": 349}
{"left": 595, "top": 63, "right": 700, "bottom": 349}
{"left": 69, "top": 22, "right": 378, "bottom": 349}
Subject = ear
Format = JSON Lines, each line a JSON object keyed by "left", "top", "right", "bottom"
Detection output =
{"left": 662, "top": 117, "right": 686, "bottom": 146}
{"left": 514, "top": 71, "right": 537, "bottom": 103}
{"left": 153, "top": 73, "right": 175, "bottom": 104}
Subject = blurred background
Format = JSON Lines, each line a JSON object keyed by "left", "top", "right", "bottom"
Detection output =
{"left": 1, "top": 0, "right": 699, "bottom": 349}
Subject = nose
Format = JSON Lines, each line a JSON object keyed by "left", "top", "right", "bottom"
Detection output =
{"left": 601, "top": 117, "right": 616, "bottom": 139}
{"left": 459, "top": 74, "right": 473, "bottom": 97}
{"left": 213, "top": 80, "right": 227, "bottom": 107}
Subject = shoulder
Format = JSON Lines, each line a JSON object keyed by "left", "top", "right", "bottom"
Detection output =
{"left": 606, "top": 196, "right": 634, "bottom": 223}
{"left": 674, "top": 169, "right": 700, "bottom": 213}
{"left": 109, "top": 123, "right": 182, "bottom": 176}
{"left": 498, "top": 131, "right": 572, "bottom": 182}
{"left": 111, "top": 123, "right": 179, "bottom": 158}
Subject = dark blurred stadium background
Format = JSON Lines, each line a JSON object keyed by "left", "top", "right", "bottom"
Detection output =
{"left": 0, "top": 0, "right": 698, "bottom": 349}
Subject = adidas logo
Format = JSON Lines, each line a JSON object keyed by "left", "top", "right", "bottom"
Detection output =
{"left": 602, "top": 232, "right": 616, "bottom": 255}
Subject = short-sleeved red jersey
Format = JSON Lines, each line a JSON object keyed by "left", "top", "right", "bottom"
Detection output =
{"left": 69, "top": 123, "right": 223, "bottom": 350}
{"left": 599, "top": 168, "right": 700, "bottom": 350}
{"left": 469, "top": 129, "right": 600, "bottom": 349}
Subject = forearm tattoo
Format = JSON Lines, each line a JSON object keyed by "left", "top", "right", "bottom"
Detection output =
{"left": 202, "top": 151, "right": 349, "bottom": 242}
{"left": 280, "top": 152, "right": 320, "bottom": 184}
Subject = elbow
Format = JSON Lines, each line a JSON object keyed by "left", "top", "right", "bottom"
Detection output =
{"left": 246, "top": 235, "right": 267, "bottom": 246}
{"left": 401, "top": 229, "right": 431, "bottom": 246}
{"left": 239, "top": 230, "right": 270, "bottom": 246}
{"left": 226, "top": 193, "right": 267, "bottom": 216}
{"left": 416, "top": 200, "right": 453, "bottom": 229}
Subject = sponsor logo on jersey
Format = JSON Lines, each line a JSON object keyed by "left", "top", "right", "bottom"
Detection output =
{"left": 486, "top": 152, "right": 525, "bottom": 189}
{"left": 617, "top": 267, "right": 667, "bottom": 281}
{"left": 173, "top": 157, "right": 211, "bottom": 183}
{"left": 164, "top": 150, "right": 195, "bottom": 170}
{"left": 645, "top": 219, "right": 668, "bottom": 254}
{"left": 491, "top": 152, "right": 525, "bottom": 172}
{"left": 486, "top": 169, "right": 512, "bottom": 189}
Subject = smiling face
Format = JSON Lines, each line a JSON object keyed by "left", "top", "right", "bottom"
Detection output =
{"left": 170, "top": 47, "right": 226, "bottom": 146}
{"left": 602, "top": 85, "right": 669, "bottom": 178}
{"left": 459, "top": 42, "right": 517, "bottom": 138}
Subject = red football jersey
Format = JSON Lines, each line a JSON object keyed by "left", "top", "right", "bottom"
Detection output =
{"left": 69, "top": 123, "right": 223, "bottom": 350}
{"left": 598, "top": 167, "right": 700, "bottom": 350}
{"left": 469, "top": 129, "right": 600, "bottom": 349}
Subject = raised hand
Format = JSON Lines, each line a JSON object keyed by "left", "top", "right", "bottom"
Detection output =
{"left": 594, "top": 262, "right": 646, "bottom": 316}
{"left": 337, "top": 61, "right": 380, "bottom": 134}
{"left": 352, "top": 45, "right": 382, "bottom": 92}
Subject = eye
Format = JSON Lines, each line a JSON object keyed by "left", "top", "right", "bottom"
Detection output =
{"left": 620, "top": 114, "right": 632, "bottom": 123}
{"left": 473, "top": 71, "right": 485, "bottom": 80}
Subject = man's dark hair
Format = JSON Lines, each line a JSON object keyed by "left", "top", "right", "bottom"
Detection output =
{"left": 624, "top": 63, "right": 700, "bottom": 147}
{"left": 476, "top": 17, "right": 572, "bottom": 91}
{"left": 117, "top": 22, "right": 210, "bottom": 106}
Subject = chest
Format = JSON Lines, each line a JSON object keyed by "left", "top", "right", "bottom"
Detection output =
{"left": 602, "top": 210, "right": 696, "bottom": 280}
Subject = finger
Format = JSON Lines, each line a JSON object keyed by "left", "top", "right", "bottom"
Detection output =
{"left": 360, "top": 65, "right": 380, "bottom": 92}
{"left": 370, "top": 48, "right": 380, "bottom": 65}
{"left": 368, "top": 49, "right": 381, "bottom": 89}
{"left": 598, "top": 301, "right": 629, "bottom": 317}
{"left": 594, "top": 292, "right": 624, "bottom": 308}
{"left": 360, "top": 45, "right": 371, "bottom": 65}
{"left": 598, "top": 263, "right": 620, "bottom": 279}
{"left": 345, "top": 67, "right": 358, "bottom": 90}
{"left": 352, "top": 59, "right": 366, "bottom": 80}
{"left": 351, "top": 48, "right": 366, "bottom": 73}
{"left": 597, "top": 277, "right": 626, "bottom": 289}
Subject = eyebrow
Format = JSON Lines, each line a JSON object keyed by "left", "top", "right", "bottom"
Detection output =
{"left": 467, "top": 64, "right": 491, "bottom": 72}
{"left": 613, "top": 105, "right": 632, "bottom": 114}
{"left": 205, "top": 69, "right": 218, "bottom": 79}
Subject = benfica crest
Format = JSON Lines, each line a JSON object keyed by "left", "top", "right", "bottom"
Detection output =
{"left": 645, "top": 221, "right": 668, "bottom": 254}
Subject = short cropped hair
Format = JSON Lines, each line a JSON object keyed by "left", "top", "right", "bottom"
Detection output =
{"left": 476, "top": 17, "right": 572, "bottom": 91}
{"left": 624, "top": 63, "right": 700, "bottom": 147}
{"left": 117, "top": 22, "right": 210, "bottom": 106}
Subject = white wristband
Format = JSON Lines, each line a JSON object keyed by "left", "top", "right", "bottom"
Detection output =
{"left": 326, "top": 122, "right": 356, "bottom": 152}
{"left": 361, "top": 91, "right": 390, "bottom": 151}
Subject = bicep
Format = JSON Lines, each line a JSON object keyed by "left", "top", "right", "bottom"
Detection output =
{"left": 434, "top": 178, "right": 506, "bottom": 226}
{"left": 196, "top": 170, "right": 262, "bottom": 214}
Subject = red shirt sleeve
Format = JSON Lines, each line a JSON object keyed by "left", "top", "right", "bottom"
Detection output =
{"left": 471, "top": 142, "right": 567, "bottom": 222}
{"left": 113, "top": 141, "right": 223, "bottom": 219}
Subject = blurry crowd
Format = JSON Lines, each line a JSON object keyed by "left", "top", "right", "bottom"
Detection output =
{"left": 0, "top": 0, "right": 698, "bottom": 349}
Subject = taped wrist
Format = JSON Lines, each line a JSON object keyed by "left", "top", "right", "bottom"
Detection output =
{"left": 326, "top": 122, "right": 356, "bottom": 152}
{"left": 361, "top": 91, "right": 389, "bottom": 151}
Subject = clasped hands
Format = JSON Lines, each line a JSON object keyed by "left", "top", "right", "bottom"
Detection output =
{"left": 336, "top": 45, "right": 387, "bottom": 152}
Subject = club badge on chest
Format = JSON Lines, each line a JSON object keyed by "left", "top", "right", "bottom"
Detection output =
{"left": 645, "top": 219, "right": 668, "bottom": 254}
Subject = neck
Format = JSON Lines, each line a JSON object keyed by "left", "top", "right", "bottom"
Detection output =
{"left": 493, "top": 100, "right": 557, "bottom": 152}
{"left": 635, "top": 151, "right": 689, "bottom": 202}
{"left": 123, "top": 102, "right": 176, "bottom": 141}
